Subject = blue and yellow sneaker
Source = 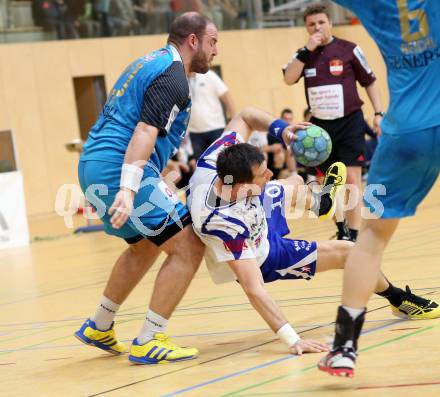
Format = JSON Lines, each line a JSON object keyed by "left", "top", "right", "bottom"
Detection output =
{"left": 129, "top": 333, "right": 199, "bottom": 364}
{"left": 74, "top": 319, "right": 127, "bottom": 355}
{"left": 319, "top": 162, "right": 347, "bottom": 219}
{"left": 391, "top": 286, "right": 440, "bottom": 320}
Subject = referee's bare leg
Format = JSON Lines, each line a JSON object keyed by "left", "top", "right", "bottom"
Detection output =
{"left": 345, "top": 165, "right": 362, "bottom": 231}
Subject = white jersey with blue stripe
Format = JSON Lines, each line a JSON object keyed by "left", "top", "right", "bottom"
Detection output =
{"left": 187, "top": 131, "right": 270, "bottom": 284}
{"left": 333, "top": 0, "right": 440, "bottom": 134}
{"left": 81, "top": 44, "right": 191, "bottom": 173}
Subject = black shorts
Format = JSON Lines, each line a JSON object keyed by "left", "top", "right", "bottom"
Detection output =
{"left": 311, "top": 109, "right": 367, "bottom": 173}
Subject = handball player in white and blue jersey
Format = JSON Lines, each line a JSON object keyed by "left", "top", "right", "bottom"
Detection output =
{"left": 319, "top": 0, "right": 440, "bottom": 377}
{"left": 75, "top": 13, "right": 219, "bottom": 365}
{"left": 187, "top": 107, "right": 436, "bottom": 355}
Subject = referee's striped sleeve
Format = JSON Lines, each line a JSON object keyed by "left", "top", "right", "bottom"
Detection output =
{"left": 141, "top": 62, "right": 190, "bottom": 136}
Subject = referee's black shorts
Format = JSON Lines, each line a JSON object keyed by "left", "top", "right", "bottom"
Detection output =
{"left": 311, "top": 109, "right": 367, "bottom": 173}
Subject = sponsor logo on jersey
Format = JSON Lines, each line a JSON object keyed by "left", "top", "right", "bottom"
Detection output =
{"left": 300, "top": 265, "right": 311, "bottom": 273}
{"left": 305, "top": 68, "right": 317, "bottom": 78}
{"left": 223, "top": 239, "right": 248, "bottom": 253}
{"left": 254, "top": 234, "right": 262, "bottom": 248}
{"left": 329, "top": 59, "right": 344, "bottom": 76}
{"left": 143, "top": 49, "right": 167, "bottom": 63}
{"left": 293, "top": 240, "right": 312, "bottom": 252}
{"left": 158, "top": 181, "right": 179, "bottom": 204}
{"left": 387, "top": 46, "right": 440, "bottom": 70}
{"left": 353, "top": 46, "right": 372, "bottom": 74}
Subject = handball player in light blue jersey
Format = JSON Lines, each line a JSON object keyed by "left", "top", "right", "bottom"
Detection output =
{"left": 75, "top": 13, "right": 219, "bottom": 365}
{"left": 319, "top": 0, "right": 440, "bottom": 377}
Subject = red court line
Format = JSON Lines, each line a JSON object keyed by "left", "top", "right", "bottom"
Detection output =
{"left": 390, "top": 327, "right": 421, "bottom": 331}
{"left": 358, "top": 381, "right": 440, "bottom": 390}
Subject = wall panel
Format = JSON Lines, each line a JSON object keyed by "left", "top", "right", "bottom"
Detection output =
{"left": 0, "top": 44, "right": 51, "bottom": 214}
{"left": 0, "top": 26, "right": 388, "bottom": 216}
{"left": 32, "top": 41, "right": 80, "bottom": 209}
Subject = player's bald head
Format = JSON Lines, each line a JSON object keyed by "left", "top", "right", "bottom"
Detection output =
{"left": 168, "top": 12, "right": 213, "bottom": 46}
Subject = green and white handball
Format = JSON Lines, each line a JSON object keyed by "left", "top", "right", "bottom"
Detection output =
{"left": 290, "top": 125, "right": 332, "bottom": 167}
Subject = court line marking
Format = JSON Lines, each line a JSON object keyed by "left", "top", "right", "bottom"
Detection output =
{"left": 225, "top": 381, "right": 440, "bottom": 396}
{"left": 88, "top": 302, "right": 400, "bottom": 397}
{"left": 0, "top": 317, "right": 405, "bottom": 354}
{"left": 162, "top": 293, "right": 439, "bottom": 397}
{"left": 1, "top": 290, "right": 437, "bottom": 356}
{"left": 87, "top": 338, "right": 280, "bottom": 397}
{"left": 357, "top": 381, "right": 440, "bottom": 390}
{"left": 218, "top": 323, "right": 440, "bottom": 397}
{"left": 159, "top": 318, "right": 403, "bottom": 397}
{"left": 0, "top": 280, "right": 106, "bottom": 308}
{"left": 160, "top": 356, "right": 299, "bottom": 397}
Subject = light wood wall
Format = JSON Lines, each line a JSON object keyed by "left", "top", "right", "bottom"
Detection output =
{"left": 0, "top": 25, "right": 388, "bottom": 216}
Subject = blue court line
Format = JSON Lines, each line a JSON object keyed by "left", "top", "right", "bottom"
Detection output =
{"left": 159, "top": 318, "right": 411, "bottom": 397}
{"left": 0, "top": 318, "right": 406, "bottom": 354}
{"left": 161, "top": 355, "right": 299, "bottom": 397}
{"left": 0, "top": 286, "right": 438, "bottom": 328}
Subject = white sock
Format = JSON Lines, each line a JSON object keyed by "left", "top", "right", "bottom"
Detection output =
{"left": 136, "top": 309, "right": 168, "bottom": 345}
{"left": 91, "top": 296, "right": 120, "bottom": 331}
{"left": 342, "top": 305, "right": 364, "bottom": 320}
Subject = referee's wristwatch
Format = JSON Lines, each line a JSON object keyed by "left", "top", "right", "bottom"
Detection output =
{"left": 374, "top": 111, "right": 385, "bottom": 117}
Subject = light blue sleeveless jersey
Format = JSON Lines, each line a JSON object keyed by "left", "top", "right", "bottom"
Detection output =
{"left": 81, "top": 44, "right": 191, "bottom": 173}
{"left": 334, "top": 0, "right": 440, "bottom": 134}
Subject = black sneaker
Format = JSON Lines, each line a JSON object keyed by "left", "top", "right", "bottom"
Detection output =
{"left": 391, "top": 286, "right": 440, "bottom": 320}
{"left": 332, "top": 220, "right": 351, "bottom": 241}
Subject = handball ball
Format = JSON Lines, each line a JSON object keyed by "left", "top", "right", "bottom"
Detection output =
{"left": 290, "top": 126, "right": 332, "bottom": 167}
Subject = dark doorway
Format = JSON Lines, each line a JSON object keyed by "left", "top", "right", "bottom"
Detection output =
{"left": 0, "top": 130, "right": 18, "bottom": 173}
{"left": 73, "top": 76, "right": 107, "bottom": 141}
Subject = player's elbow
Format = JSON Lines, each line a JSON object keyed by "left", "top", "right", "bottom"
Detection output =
{"left": 283, "top": 74, "right": 296, "bottom": 86}
{"left": 238, "top": 106, "right": 258, "bottom": 122}
{"left": 283, "top": 70, "right": 300, "bottom": 86}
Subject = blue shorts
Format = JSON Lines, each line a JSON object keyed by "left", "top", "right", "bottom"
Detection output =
{"left": 365, "top": 126, "right": 440, "bottom": 218}
{"left": 78, "top": 160, "right": 190, "bottom": 245}
{"left": 259, "top": 182, "right": 317, "bottom": 283}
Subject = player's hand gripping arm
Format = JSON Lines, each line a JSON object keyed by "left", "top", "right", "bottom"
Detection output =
{"left": 228, "top": 258, "right": 328, "bottom": 355}
{"left": 109, "top": 122, "right": 159, "bottom": 229}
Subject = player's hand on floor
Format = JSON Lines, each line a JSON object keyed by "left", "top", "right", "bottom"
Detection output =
{"left": 290, "top": 339, "right": 329, "bottom": 355}
{"left": 109, "top": 188, "right": 135, "bottom": 229}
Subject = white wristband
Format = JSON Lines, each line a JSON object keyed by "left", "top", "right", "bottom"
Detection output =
{"left": 276, "top": 323, "right": 300, "bottom": 348}
{"left": 120, "top": 163, "right": 144, "bottom": 193}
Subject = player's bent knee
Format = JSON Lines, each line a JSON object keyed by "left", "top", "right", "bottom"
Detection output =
{"left": 128, "top": 238, "right": 158, "bottom": 257}
{"left": 163, "top": 225, "right": 205, "bottom": 262}
{"left": 317, "top": 240, "right": 354, "bottom": 271}
{"left": 360, "top": 218, "right": 399, "bottom": 248}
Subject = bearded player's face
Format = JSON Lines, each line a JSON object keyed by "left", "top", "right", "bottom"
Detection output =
{"left": 190, "top": 23, "right": 218, "bottom": 74}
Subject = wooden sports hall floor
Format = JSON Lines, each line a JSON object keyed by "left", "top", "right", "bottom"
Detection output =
{"left": 1, "top": 182, "right": 439, "bottom": 397}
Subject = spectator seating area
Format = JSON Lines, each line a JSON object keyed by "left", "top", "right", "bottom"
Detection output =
{"left": 0, "top": 0, "right": 351, "bottom": 43}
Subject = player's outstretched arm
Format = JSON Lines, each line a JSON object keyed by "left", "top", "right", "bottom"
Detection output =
{"left": 228, "top": 258, "right": 328, "bottom": 355}
{"left": 109, "top": 122, "right": 159, "bottom": 229}
{"left": 225, "top": 106, "right": 311, "bottom": 145}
